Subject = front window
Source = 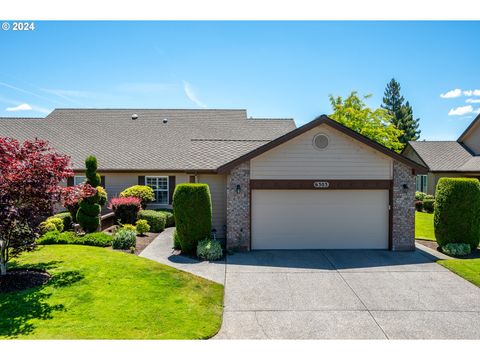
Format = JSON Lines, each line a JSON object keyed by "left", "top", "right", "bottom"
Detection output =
{"left": 146, "top": 176, "right": 169, "bottom": 205}
{"left": 416, "top": 175, "right": 428, "bottom": 193}
{"left": 74, "top": 175, "right": 86, "bottom": 186}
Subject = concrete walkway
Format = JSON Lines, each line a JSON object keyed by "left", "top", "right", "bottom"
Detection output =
{"left": 139, "top": 227, "right": 226, "bottom": 284}
{"left": 215, "top": 247, "right": 480, "bottom": 339}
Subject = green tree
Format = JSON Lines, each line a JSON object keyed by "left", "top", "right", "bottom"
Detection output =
{"left": 329, "top": 91, "right": 404, "bottom": 152}
{"left": 77, "top": 156, "right": 102, "bottom": 233}
{"left": 382, "top": 78, "right": 420, "bottom": 143}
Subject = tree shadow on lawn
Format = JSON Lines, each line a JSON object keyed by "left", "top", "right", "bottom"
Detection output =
{"left": 0, "top": 262, "right": 84, "bottom": 338}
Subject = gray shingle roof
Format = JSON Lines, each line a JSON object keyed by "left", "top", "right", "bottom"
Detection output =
{"left": 407, "top": 140, "right": 479, "bottom": 172}
{"left": 0, "top": 109, "right": 296, "bottom": 171}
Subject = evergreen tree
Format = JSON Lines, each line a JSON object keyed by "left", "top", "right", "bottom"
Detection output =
{"left": 382, "top": 78, "right": 420, "bottom": 143}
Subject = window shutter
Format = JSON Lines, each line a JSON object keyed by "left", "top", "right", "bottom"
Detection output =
{"left": 67, "top": 177, "right": 74, "bottom": 186}
{"left": 169, "top": 176, "right": 176, "bottom": 204}
{"left": 101, "top": 176, "right": 105, "bottom": 188}
{"left": 138, "top": 176, "right": 145, "bottom": 185}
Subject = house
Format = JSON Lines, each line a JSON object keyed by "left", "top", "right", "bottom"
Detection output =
{"left": 402, "top": 113, "right": 480, "bottom": 195}
{"left": 0, "top": 109, "right": 426, "bottom": 251}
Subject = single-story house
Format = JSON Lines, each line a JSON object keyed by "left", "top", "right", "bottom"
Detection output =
{"left": 402, "top": 113, "right": 480, "bottom": 195}
{"left": 0, "top": 109, "right": 426, "bottom": 251}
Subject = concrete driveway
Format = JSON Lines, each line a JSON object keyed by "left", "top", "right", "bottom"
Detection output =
{"left": 215, "top": 248, "right": 480, "bottom": 339}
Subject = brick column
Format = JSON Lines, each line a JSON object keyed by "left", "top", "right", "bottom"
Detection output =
{"left": 392, "top": 160, "right": 416, "bottom": 251}
{"left": 226, "top": 161, "right": 250, "bottom": 251}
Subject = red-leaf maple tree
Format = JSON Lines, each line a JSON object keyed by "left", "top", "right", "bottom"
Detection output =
{"left": 0, "top": 137, "right": 73, "bottom": 275}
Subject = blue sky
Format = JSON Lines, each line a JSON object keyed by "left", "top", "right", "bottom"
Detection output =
{"left": 0, "top": 21, "right": 479, "bottom": 140}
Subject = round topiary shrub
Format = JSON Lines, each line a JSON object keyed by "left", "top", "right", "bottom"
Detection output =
{"left": 138, "top": 210, "right": 166, "bottom": 232}
{"left": 120, "top": 185, "right": 155, "bottom": 209}
{"left": 40, "top": 220, "right": 59, "bottom": 234}
{"left": 51, "top": 212, "right": 73, "bottom": 230}
{"left": 434, "top": 178, "right": 480, "bottom": 252}
{"left": 112, "top": 228, "right": 137, "bottom": 250}
{"left": 197, "top": 238, "right": 223, "bottom": 261}
{"left": 135, "top": 219, "right": 150, "bottom": 235}
{"left": 109, "top": 197, "right": 141, "bottom": 225}
{"left": 173, "top": 183, "right": 212, "bottom": 254}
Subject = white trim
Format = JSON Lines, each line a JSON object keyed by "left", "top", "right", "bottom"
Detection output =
{"left": 145, "top": 175, "right": 169, "bottom": 205}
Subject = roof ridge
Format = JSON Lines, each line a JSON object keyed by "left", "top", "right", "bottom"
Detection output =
{"left": 51, "top": 108, "right": 247, "bottom": 111}
{"left": 191, "top": 139, "right": 270, "bottom": 142}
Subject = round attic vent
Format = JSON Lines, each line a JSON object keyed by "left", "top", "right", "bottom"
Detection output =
{"left": 313, "top": 133, "right": 329, "bottom": 150}
{"left": 132, "top": 114, "right": 138, "bottom": 120}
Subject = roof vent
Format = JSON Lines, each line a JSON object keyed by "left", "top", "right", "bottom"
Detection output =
{"left": 132, "top": 114, "right": 138, "bottom": 120}
{"left": 313, "top": 133, "right": 329, "bottom": 150}
{"left": 163, "top": 118, "right": 168, "bottom": 124}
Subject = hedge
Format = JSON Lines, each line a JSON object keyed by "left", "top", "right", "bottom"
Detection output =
{"left": 138, "top": 210, "right": 166, "bottom": 232}
{"left": 173, "top": 183, "right": 212, "bottom": 254}
{"left": 155, "top": 210, "right": 175, "bottom": 227}
{"left": 434, "top": 178, "right": 480, "bottom": 251}
{"left": 37, "top": 231, "right": 112, "bottom": 247}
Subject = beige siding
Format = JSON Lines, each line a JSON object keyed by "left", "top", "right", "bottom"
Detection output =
{"left": 198, "top": 174, "right": 227, "bottom": 238}
{"left": 462, "top": 121, "right": 480, "bottom": 155}
{"left": 403, "top": 146, "right": 426, "bottom": 167}
{"left": 250, "top": 124, "right": 393, "bottom": 180}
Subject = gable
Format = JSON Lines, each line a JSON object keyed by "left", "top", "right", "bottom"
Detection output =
{"left": 460, "top": 115, "right": 480, "bottom": 155}
{"left": 250, "top": 124, "right": 393, "bottom": 180}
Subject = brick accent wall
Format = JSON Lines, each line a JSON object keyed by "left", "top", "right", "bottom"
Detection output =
{"left": 226, "top": 161, "right": 250, "bottom": 251}
{"left": 392, "top": 160, "right": 416, "bottom": 251}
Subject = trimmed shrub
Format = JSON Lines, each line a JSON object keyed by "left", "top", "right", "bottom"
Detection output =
{"left": 434, "top": 178, "right": 480, "bottom": 251}
{"left": 414, "top": 201, "right": 423, "bottom": 212}
{"left": 173, "top": 229, "right": 181, "bottom": 249}
{"left": 36, "top": 231, "right": 112, "bottom": 247}
{"left": 138, "top": 210, "right": 166, "bottom": 232}
{"left": 109, "top": 197, "right": 141, "bottom": 225}
{"left": 51, "top": 212, "right": 73, "bottom": 230}
{"left": 96, "top": 186, "right": 108, "bottom": 206}
{"left": 120, "top": 185, "right": 155, "bottom": 209}
{"left": 415, "top": 191, "right": 427, "bottom": 201}
{"left": 40, "top": 220, "right": 59, "bottom": 234}
{"left": 441, "top": 243, "right": 471, "bottom": 257}
{"left": 112, "top": 228, "right": 137, "bottom": 250}
{"left": 40, "top": 217, "right": 64, "bottom": 234}
{"left": 173, "top": 183, "right": 212, "bottom": 254}
{"left": 77, "top": 156, "right": 102, "bottom": 233}
{"left": 423, "top": 199, "right": 435, "bottom": 213}
{"left": 122, "top": 224, "right": 137, "bottom": 232}
{"left": 157, "top": 211, "right": 175, "bottom": 227}
{"left": 197, "top": 238, "right": 223, "bottom": 261}
{"left": 136, "top": 219, "right": 150, "bottom": 235}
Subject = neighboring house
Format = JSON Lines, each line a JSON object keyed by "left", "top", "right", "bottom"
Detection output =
{"left": 0, "top": 109, "right": 426, "bottom": 251}
{"left": 403, "top": 113, "right": 480, "bottom": 195}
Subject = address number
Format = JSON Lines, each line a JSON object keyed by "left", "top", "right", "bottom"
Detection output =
{"left": 313, "top": 181, "right": 330, "bottom": 189}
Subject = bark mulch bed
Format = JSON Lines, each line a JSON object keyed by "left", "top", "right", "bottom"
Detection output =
{"left": 416, "top": 239, "right": 480, "bottom": 259}
{"left": 0, "top": 269, "right": 51, "bottom": 293}
{"left": 104, "top": 226, "right": 159, "bottom": 255}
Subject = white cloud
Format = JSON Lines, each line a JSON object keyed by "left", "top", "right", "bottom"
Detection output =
{"left": 183, "top": 81, "right": 207, "bottom": 108}
{"left": 466, "top": 98, "right": 480, "bottom": 103}
{"left": 463, "top": 89, "right": 480, "bottom": 97}
{"left": 448, "top": 105, "right": 475, "bottom": 116}
{"left": 6, "top": 103, "right": 32, "bottom": 111}
{"left": 440, "top": 89, "right": 462, "bottom": 98}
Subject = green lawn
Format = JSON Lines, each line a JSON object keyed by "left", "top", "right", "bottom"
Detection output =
{"left": 0, "top": 245, "right": 223, "bottom": 339}
{"left": 415, "top": 211, "right": 436, "bottom": 241}
{"left": 438, "top": 259, "right": 480, "bottom": 287}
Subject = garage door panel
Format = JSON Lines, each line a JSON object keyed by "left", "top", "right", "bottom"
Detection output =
{"left": 251, "top": 190, "right": 389, "bottom": 249}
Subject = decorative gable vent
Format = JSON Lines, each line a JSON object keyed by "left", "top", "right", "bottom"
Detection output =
{"left": 313, "top": 133, "right": 329, "bottom": 150}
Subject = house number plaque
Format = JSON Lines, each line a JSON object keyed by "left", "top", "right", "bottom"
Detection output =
{"left": 313, "top": 181, "right": 330, "bottom": 189}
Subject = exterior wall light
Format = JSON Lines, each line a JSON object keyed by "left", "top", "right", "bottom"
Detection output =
{"left": 403, "top": 184, "right": 408, "bottom": 189}
{"left": 236, "top": 184, "right": 241, "bottom": 193}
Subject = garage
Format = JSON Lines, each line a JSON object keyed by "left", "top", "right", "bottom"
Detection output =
{"left": 251, "top": 189, "right": 390, "bottom": 250}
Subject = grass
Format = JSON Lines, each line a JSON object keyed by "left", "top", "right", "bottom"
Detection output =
{"left": 415, "top": 211, "right": 436, "bottom": 241}
{"left": 438, "top": 259, "right": 480, "bottom": 287}
{"left": 0, "top": 245, "right": 224, "bottom": 339}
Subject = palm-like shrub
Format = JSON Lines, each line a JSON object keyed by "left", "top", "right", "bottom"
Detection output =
{"left": 120, "top": 185, "right": 154, "bottom": 209}
{"left": 173, "top": 184, "right": 212, "bottom": 254}
{"left": 434, "top": 178, "right": 480, "bottom": 252}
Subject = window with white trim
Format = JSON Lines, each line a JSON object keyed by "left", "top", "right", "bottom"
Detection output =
{"left": 416, "top": 175, "right": 428, "bottom": 193}
{"left": 74, "top": 176, "right": 86, "bottom": 186}
{"left": 146, "top": 176, "right": 169, "bottom": 205}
